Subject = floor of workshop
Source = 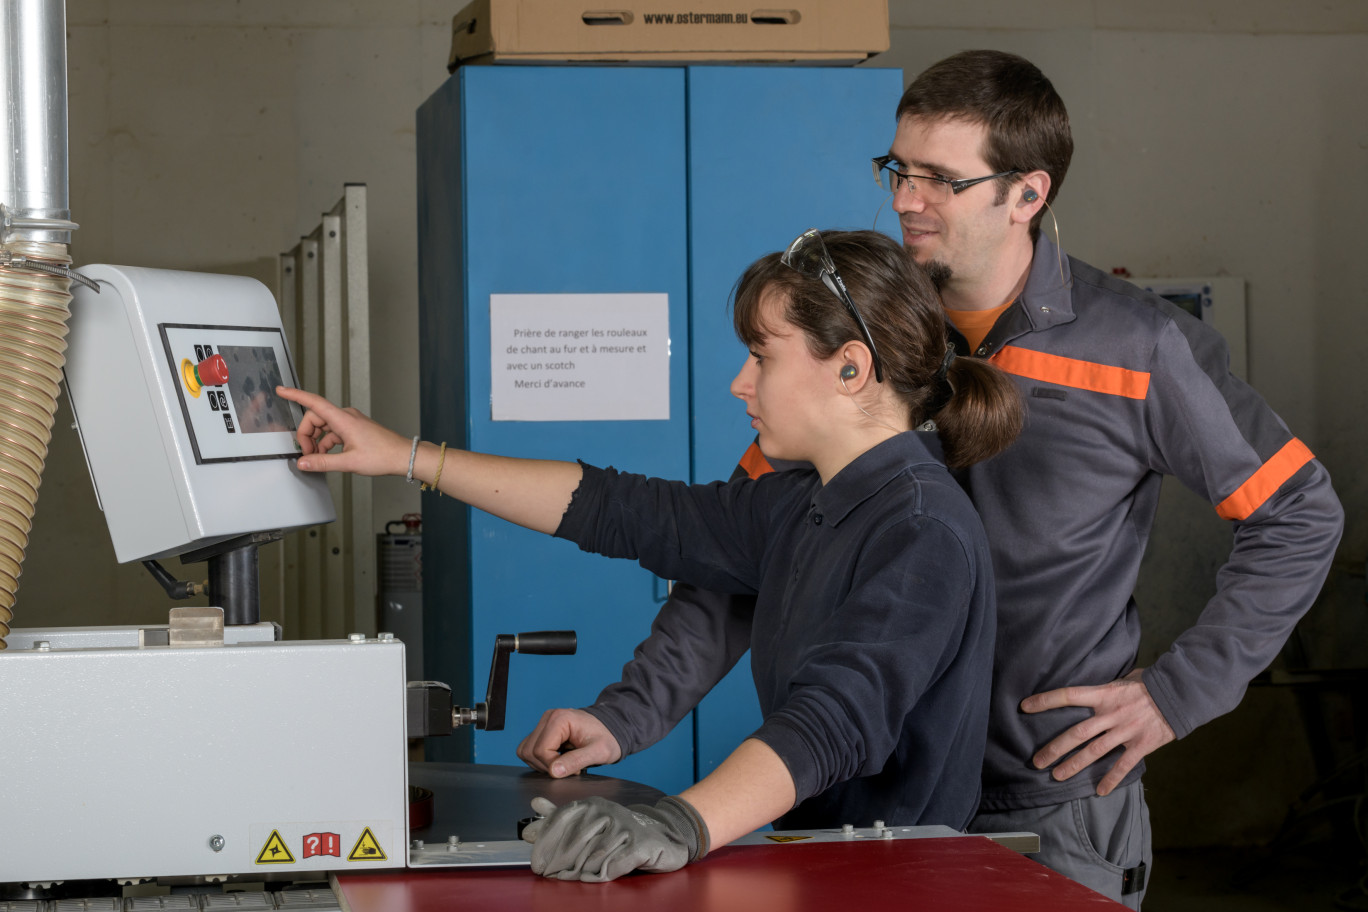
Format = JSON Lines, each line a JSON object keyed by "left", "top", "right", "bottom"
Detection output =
{"left": 1149, "top": 841, "right": 1367, "bottom": 910}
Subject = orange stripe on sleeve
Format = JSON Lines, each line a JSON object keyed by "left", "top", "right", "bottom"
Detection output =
{"left": 1216, "top": 438, "right": 1315, "bottom": 521}
{"left": 738, "top": 442, "right": 775, "bottom": 480}
{"left": 992, "top": 345, "right": 1151, "bottom": 400}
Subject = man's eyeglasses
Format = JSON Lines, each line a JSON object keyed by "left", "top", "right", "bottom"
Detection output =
{"left": 780, "top": 228, "right": 884, "bottom": 383}
{"left": 871, "top": 155, "right": 1019, "bottom": 205}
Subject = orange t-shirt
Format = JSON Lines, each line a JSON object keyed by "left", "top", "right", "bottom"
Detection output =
{"left": 944, "top": 300, "right": 1013, "bottom": 354}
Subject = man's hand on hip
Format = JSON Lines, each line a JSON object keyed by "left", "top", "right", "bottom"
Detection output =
{"left": 1021, "top": 668, "right": 1176, "bottom": 796}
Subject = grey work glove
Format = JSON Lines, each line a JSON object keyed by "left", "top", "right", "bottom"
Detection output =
{"left": 521, "top": 794, "right": 710, "bottom": 882}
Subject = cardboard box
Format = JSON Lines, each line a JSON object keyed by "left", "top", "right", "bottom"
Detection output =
{"left": 447, "top": 0, "right": 889, "bottom": 70}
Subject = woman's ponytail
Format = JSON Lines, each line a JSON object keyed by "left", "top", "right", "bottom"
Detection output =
{"left": 932, "top": 356, "right": 1024, "bottom": 470}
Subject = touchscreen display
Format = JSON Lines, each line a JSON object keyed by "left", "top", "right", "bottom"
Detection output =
{"left": 219, "top": 345, "right": 294, "bottom": 434}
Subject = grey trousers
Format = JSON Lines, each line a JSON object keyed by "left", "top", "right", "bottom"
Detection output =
{"left": 969, "top": 780, "right": 1152, "bottom": 909}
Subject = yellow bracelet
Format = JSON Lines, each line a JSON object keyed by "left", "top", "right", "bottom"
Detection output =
{"left": 421, "top": 442, "right": 447, "bottom": 496}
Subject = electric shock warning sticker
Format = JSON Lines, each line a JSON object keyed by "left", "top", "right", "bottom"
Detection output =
{"left": 764, "top": 835, "right": 813, "bottom": 843}
{"left": 348, "top": 827, "right": 387, "bottom": 862}
{"left": 256, "top": 830, "right": 297, "bottom": 864}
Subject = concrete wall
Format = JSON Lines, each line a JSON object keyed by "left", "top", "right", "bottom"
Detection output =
{"left": 14, "top": 0, "right": 1365, "bottom": 848}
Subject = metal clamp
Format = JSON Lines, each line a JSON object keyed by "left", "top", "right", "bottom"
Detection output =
{"left": 0, "top": 248, "right": 99, "bottom": 292}
{"left": 1, "top": 203, "right": 79, "bottom": 236}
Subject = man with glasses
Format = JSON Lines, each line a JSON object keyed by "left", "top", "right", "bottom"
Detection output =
{"left": 519, "top": 50, "right": 1343, "bottom": 907}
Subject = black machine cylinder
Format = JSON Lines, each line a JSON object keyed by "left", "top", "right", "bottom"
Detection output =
{"left": 208, "top": 541, "right": 259, "bottom": 626}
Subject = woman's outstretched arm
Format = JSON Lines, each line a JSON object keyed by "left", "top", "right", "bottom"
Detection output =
{"left": 278, "top": 386, "right": 581, "bottom": 535}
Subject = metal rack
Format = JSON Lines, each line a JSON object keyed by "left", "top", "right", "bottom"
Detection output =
{"left": 275, "top": 184, "right": 374, "bottom": 640}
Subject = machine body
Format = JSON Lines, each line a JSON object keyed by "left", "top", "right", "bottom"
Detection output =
{"left": 0, "top": 266, "right": 397, "bottom": 887}
{"left": 0, "top": 626, "right": 408, "bottom": 883}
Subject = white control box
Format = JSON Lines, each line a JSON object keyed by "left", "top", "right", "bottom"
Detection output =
{"left": 65, "top": 265, "right": 335, "bottom": 562}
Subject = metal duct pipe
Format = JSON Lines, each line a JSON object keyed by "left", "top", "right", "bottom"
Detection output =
{"left": 1, "top": 0, "right": 72, "bottom": 241}
{"left": 0, "top": 0, "right": 78, "bottom": 649}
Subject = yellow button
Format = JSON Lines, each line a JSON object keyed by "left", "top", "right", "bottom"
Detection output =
{"left": 180, "top": 358, "right": 202, "bottom": 398}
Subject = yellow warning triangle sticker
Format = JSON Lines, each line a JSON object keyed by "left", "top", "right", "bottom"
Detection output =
{"left": 764, "top": 835, "right": 813, "bottom": 843}
{"left": 255, "top": 830, "right": 296, "bottom": 865}
{"left": 348, "top": 827, "right": 388, "bottom": 862}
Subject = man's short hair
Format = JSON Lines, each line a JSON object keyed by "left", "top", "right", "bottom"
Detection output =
{"left": 897, "top": 50, "right": 1073, "bottom": 235}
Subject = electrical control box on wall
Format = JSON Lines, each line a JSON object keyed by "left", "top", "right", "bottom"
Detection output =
{"left": 1132, "top": 276, "right": 1248, "bottom": 380}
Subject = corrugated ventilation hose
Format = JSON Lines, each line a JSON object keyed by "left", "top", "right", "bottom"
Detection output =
{"left": 0, "top": 238, "right": 72, "bottom": 649}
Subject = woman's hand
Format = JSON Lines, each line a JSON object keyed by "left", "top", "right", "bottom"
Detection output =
{"left": 517, "top": 708, "right": 624, "bottom": 778}
{"left": 276, "top": 386, "right": 411, "bottom": 478}
{"left": 521, "top": 795, "right": 705, "bottom": 882}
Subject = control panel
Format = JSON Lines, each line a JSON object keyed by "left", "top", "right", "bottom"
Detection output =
{"left": 160, "top": 324, "right": 300, "bottom": 463}
{"left": 66, "top": 265, "right": 335, "bottom": 563}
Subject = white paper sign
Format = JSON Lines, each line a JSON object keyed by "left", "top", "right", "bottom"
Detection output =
{"left": 490, "top": 293, "right": 670, "bottom": 422}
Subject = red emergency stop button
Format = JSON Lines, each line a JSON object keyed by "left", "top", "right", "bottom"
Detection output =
{"left": 196, "top": 354, "right": 229, "bottom": 386}
{"left": 180, "top": 353, "right": 229, "bottom": 398}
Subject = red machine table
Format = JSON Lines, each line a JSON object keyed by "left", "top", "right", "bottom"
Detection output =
{"left": 334, "top": 834, "right": 1124, "bottom": 911}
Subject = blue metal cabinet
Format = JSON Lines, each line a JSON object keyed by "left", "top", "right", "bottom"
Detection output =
{"left": 417, "top": 65, "right": 903, "bottom": 794}
{"left": 417, "top": 67, "right": 695, "bottom": 793}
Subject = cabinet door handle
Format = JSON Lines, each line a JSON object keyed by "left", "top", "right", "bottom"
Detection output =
{"left": 654, "top": 576, "right": 674, "bottom": 604}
